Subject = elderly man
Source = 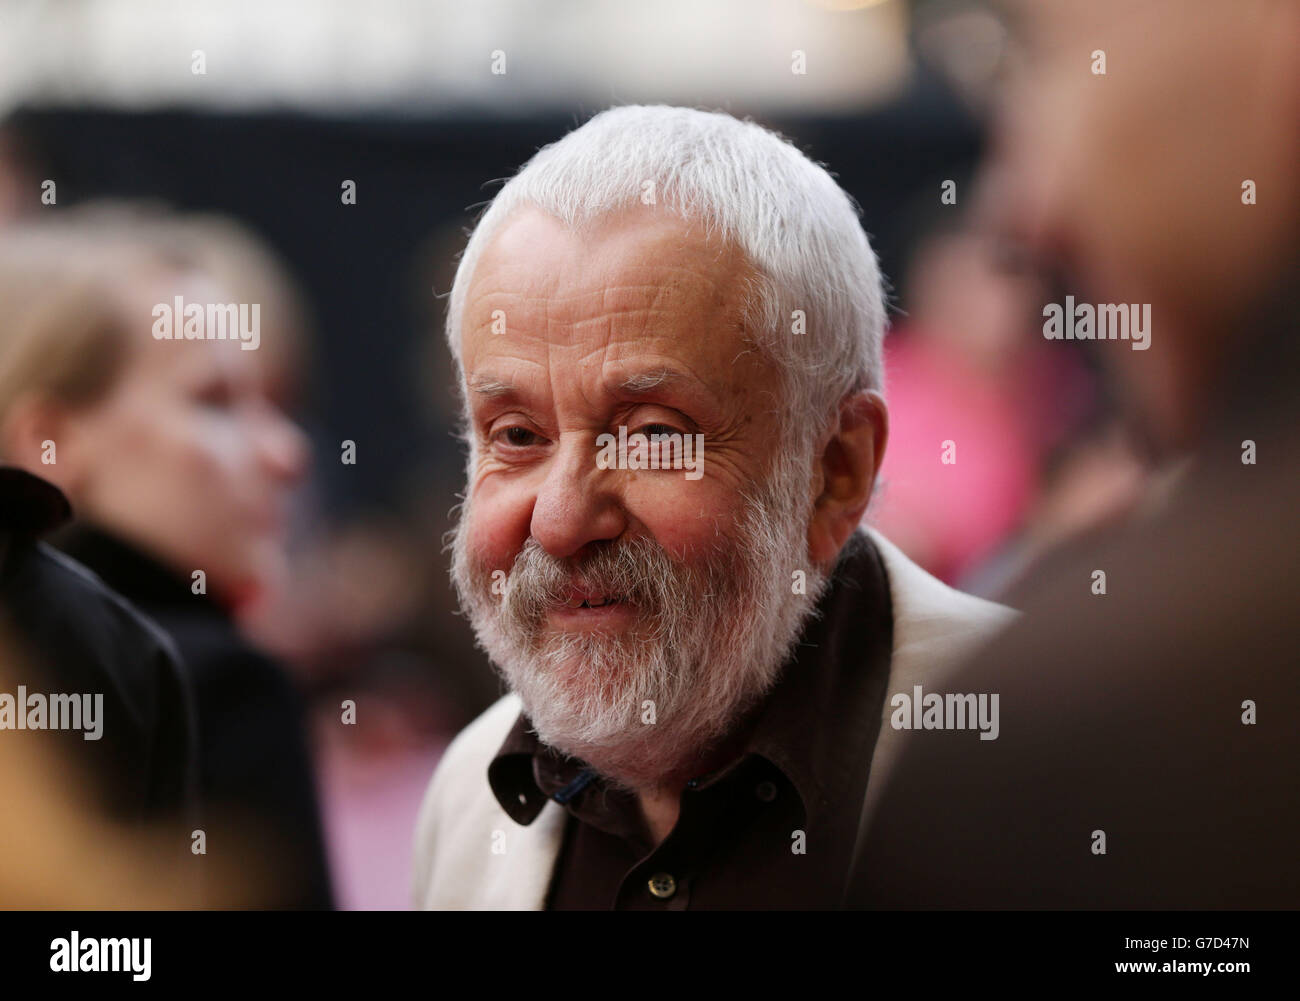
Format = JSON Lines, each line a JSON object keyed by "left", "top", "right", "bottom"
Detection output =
{"left": 412, "top": 105, "right": 1012, "bottom": 910}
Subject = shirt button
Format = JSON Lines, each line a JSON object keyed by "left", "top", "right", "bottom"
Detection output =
{"left": 647, "top": 873, "right": 677, "bottom": 899}
{"left": 755, "top": 780, "right": 777, "bottom": 803}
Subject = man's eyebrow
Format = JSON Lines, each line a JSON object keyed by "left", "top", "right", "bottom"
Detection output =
{"left": 615, "top": 366, "right": 723, "bottom": 420}
{"left": 468, "top": 367, "right": 717, "bottom": 412}
{"left": 468, "top": 376, "right": 516, "bottom": 399}
{"left": 616, "top": 368, "right": 695, "bottom": 396}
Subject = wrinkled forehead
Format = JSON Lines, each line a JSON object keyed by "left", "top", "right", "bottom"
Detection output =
{"left": 458, "top": 204, "right": 762, "bottom": 380}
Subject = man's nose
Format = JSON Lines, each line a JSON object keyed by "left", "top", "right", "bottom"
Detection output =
{"left": 529, "top": 431, "right": 626, "bottom": 560}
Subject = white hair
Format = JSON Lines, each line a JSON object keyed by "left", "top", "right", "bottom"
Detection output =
{"left": 444, "top": 104, "right": 888, "bottom": 451}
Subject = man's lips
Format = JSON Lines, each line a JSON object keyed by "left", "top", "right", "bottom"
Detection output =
{"left": 562, "top": 590, "right": 625, "bottom": 610}
{"left": 544, "top": 587, "right": 638, "bottom": 631}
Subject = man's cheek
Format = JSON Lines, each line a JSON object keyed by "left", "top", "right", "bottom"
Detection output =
{"left": 626, "top": 485, "right": 738, "bottom": 561}
{"left": 466, "top": 492, "right": 531, "bottom": 576}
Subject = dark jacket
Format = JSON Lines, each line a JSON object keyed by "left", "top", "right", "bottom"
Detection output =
{"left": 0, "top": 467, "right": 198, "bottom": 821}
{"left": 55, "top": 524, "right": 335, "bottom": 910}
{"left": 847, "top": 261, "right": 1300, "bottom": 909}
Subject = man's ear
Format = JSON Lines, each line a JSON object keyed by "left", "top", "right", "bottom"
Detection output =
{"left": 806, "top": 389, "right": 888, "bottom": 565}
{"left": 0, "top": 392, "right": 84, "bottom": 493}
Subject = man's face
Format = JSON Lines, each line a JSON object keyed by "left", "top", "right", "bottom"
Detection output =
{"left": 980, "top": 0, "right": 1299, "bottom": 444}
{"left": 449, "top": 204, "right": 824, "bottom": 779}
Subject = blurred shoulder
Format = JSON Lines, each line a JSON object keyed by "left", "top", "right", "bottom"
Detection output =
{"left": 8, "top": 541, "right": 182, "bottom": 667}
{"left": 1, "top": 540, "right": 197, "bottom": 814}
{"left": 865, "top": 527, "right": 1016, "bottom": 666}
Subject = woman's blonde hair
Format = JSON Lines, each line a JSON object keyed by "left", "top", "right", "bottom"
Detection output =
{"left": 0, "top": 201, "right": 306, "bottom": 436}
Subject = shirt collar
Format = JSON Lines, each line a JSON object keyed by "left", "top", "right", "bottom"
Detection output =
{"left": 52, "top": 522, "right": 219, "bottom": 612}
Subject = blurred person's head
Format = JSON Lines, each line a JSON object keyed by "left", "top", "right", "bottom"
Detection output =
{"left": 978, "top": 0, "right": 1300, "bottom": 452}
{"left": 0, "top": 205, "right": 309, "bottom": 608}
{"left": 902, "top": 227, "right": 1042, "bottom": 375}
{"left": 444, "top": 106, "right": 889, "bottom": 789}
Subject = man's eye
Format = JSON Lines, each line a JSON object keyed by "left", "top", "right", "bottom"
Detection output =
{"left": 496, "top": 426, "right": 543, "bottom": 448}
{"left": 637, "top": 423, "right": 684, "bottom": 438}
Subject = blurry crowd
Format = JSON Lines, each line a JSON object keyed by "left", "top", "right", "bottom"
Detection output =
{"left": 0, "top": 181, "right": 481, "bottom": 907}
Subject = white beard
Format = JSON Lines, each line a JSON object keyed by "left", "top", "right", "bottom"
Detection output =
{"left": 449, "top": 456, "right": 828, "bottom": 790}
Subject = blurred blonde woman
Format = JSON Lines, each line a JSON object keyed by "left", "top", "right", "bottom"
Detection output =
{"left": 0, "top": 204, "right": 333, "bottom": 908}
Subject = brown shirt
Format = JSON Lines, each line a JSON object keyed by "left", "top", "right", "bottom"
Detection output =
{"left": 486, "top": 530, "right": 894, "bottom": 909}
